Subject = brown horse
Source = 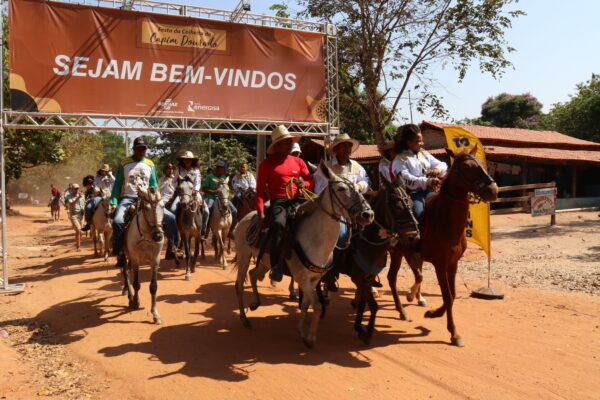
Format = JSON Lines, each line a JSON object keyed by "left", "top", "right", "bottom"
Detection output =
{"left": 388, "top": 146, "right": 498, "bottom": 347}
{"left": 333, "top": 175, "right": 419, "bottom": 344}
{"left": 50, "top": 194, "right": 61, "bottom": 221}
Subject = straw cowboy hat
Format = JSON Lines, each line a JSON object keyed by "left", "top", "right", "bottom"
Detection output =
{"left": 328, "top": 133, "right": 359, "bottom": 155}
{"left": 267, "top": 125, "right": 300, "bottom": 155}
{"left": 177, "top": 150, "right": 199, "bottom": 160}
{"left": 99, "top": 164, "right": 111, "bottom": 172}
{"left": 71, "top": 184, "right": 80, "bottom": 190}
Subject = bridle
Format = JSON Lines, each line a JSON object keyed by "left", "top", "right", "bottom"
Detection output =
{"left": 136, "top": 191, "right": 164, "bottom": 241}
{"left": 178, "top": 182, "right": 201, "bottom": 214}
{"left": 216, "top": 182, "right": 231, "bottom": 216}
{"left": 446, "top": 154, "right": 495, "bottom": 202}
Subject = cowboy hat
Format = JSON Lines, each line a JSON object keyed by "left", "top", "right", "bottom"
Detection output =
{"left": 267, "top": 125, "right": 300, "bottom": 155}
{"left": 99, "top": 164, "right": 111, "bottom": 172}
{"left": 71, "top": 183, "right": 80, "bottom": 190}
{"left": 177, "top": 150, "right": 199, "bottom": 160}
{"left": 329, "top": 133, "right": 359, "bottom": 155}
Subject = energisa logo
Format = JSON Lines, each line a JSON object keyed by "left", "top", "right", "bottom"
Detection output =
{"left": 158, "top": 98, "right": 178, "bottom": 110}
{"left": 187, "top": 101, "right": 220, "bottom": 112}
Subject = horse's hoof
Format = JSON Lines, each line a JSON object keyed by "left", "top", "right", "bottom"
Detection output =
{"left": 249, "top": 302, "right": 260, "bottom": 311}
{"left": 424, "top": 310, "right": 434, "bottom": 318}
{"left": 418, "top": 299, "right": 428, "bottom": 307}
{"left": 400, "top": 313, "right": 410, "bottom": 321}
{"left": 222, "top": 265, "right": 228, "bottom": 270}
{"left": 302, "top": 338, "right": 314, "bottom": 349}
{"left": 350, "top": 300, "right": 357, "bottom": 309}
{"left": 407, "top": 294, "right": 414, "bottom": 302}
{"left": 289, "top": 294, "right": 297, "bottom": 302}
{"left": 451, "top": 337, "right": 465, "bottom": 347}
{"left": 154, "top": 317, "right": 163, "bottom": 325}
{"left": 241, "top": 317, "right": 251, "bottom": 329}
{"left": 185, "top": 274, "right": 191, "bottom": 281}
{"left": 358, "top": 331, "right": 371, "bottom": 345}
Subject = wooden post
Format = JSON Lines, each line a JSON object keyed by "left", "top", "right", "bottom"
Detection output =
{"left": 571, "top": 165, "right": 577, "bottom": 197}
{"left": 520, "top": 162, "right": 528, "bottom": 208}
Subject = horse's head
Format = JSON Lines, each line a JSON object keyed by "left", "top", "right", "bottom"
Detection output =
{"left": 177, "top": 177, "right": 195, "bottom": 210}
{"left": 138, "top": 187, "right": 165, "bottom": 242}
{"left": 378, "top": 174, "right": 420, "bottom": 246}
{"left": 319, "top": 160, "right": 374, "bottom": 228}
{"left": 216, "top": 178, "right": 230, "bottom": 206}
{"left": 445, "top": 146, "right": 498, "bottom": 202}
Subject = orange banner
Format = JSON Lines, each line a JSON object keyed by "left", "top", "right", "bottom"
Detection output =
{"left": 8, "top": 0, "right": 327, "bottom": 121}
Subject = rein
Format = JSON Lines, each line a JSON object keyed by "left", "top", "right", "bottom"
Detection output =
{"left": 135, "top": 195, "right": 163, "bottom": 242}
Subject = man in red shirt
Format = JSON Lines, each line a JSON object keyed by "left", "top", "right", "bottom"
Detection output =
{"left": 256, "top": 125, "right": 314, "bottom": 282}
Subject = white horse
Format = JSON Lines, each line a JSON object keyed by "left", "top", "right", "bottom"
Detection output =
{"left": 122, "top": 187, "right": 165, "bottom": 324}
{"left": 92, "top": 189, "right": 113, "bottom": 261}
{"left": 234, "top": 162, "right": 374, "bottom": 347}
{"left": 175, "top": 177, "right": 204, "bottom": 281}
{"left": 210, "top": 179, "right": 233, "bottom": 269}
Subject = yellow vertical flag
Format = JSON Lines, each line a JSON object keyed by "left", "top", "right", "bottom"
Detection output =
{"left": 443, "top": 127, "right": 491, "bottom": 261}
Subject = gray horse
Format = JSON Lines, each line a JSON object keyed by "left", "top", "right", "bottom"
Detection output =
{"left": 92, "top": 188, "right": 112, "bottom": 261}
{"left": 122, "top": 187, "right": 165, "bottom": 324}
{"left": 234, "top": 162, "right": 374, "bottom": 347}
{"left": 210, "top": 179, "right": 232, "bottom": 269}
{"left": 175, "top": 177, "right": 205, "bottom": 281}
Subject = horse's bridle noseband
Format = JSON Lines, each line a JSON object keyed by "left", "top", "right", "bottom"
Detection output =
{"left": 451, "top": 154, "right": 495, "bottom": 201}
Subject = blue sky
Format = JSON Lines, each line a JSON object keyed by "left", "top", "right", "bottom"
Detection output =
{"left": 180, "top": 0, "right": 599, "bottom": 123}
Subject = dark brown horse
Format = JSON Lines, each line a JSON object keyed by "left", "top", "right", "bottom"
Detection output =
{"left": 388, "top": 146, "right": 498, "bottom": 346}
{"left": 332, "top": 176, "right": 419, "bottom": 344}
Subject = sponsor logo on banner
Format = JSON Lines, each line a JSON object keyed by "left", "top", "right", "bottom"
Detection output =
{"left": 187, "top": 101, "right": 220, "bottom": 112}
{"left": 157, "top": 98, "right": 178, "bottom": 110}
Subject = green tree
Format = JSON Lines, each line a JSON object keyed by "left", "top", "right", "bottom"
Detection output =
{"left": 98, "top": 131, "right": 126, "bottom": 169}
{"left": 540, "top": 74, "right": 600, "bottom": 143}
{"left": 480, "top": 93, "right": 543, "bottom": 128}
{"left": 299, "top": 0, "right": 523, "bottom": 148}
{"left": 2, "top": 15, "right": 66, "bottom": 180}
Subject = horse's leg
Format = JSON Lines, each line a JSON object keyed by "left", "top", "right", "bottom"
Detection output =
{"left": 446, "top": 261, "right": 463, "bottom": 346}
{"left": 191, "top": 234, "right": 199, "bottom": 273}
{"left": 104, "top": 228, "right": 111, "bottom": 262}
{"left": 387, "top": 249, "right": 410, "bottom": 321}
{"left": 406, "top": 252, "right": 427, "bottom": 306}
{"left": 131, "top": 264, "right": 141, "bottom": 310}
{"left": 98, "top": 230, "right": 105, "bottom": 259}
{"left": 150, "top": 253, "right": 162, "bottom": 324}
{"left": 351, "top": 271, "right": 369, "bottom": 344}
{"left": 297, "top": 285, "right": 310, "bottom": 346}
{"left": 182, "top": 231, "right": 192, "bottom": 281}
{"left": 92, "top": 227, "right": 99, "bottom": 257}
{"left": 425, "top": 262, "right": 450, "bottom": 320}
{"left": 248, "top": 262, "right": 269, "bottom": 311}
{"left": 212, "top": 233, "right": 219, "bottom": 261}
{"left": 235, "top": 245, "right": 253, "bottom": 328}
{"left": 219, "top": 231, "right": 228, "bottom": 269}
{"left": 315, "top": 279, "right": 327, "bottom": 318}
{"left": 365, "top": 278, "right": 379, "bottom": 343}
{"left": 304, "top": 277, "right": 323, "bottom": 348}
{"left": 288, "top": 276, "right": 297, "bottom": 301}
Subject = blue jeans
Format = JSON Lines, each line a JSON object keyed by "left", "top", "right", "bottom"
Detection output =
{"left": 85, "top": 195, "right": 102, "bottom": 224}
{"left": 203, "top": 197, "right": 237, "bottom": 236}
{"left": 112, "top": 197, "right": 179, "bottom": 255}
{"left": 336, "top": 218, "right": 349, "bottom": 248}
{"left": 409, "top": 189, "right": 435, "bottom": 224}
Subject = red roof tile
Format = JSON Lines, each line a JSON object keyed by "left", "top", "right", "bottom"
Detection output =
{"left": 422, "top": 121, "right": 600, "bottom": 150}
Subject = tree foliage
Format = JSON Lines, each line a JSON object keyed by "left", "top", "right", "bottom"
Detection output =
{"left": 98, "top": 131, "right": 126, "bottom": 169}
{"left": 153, "top": 133, "right": 254, "bottom": 175}
{"left": 480, "top": 93, "right": 543, "bottom": 128}
{"left": 539, "top": 74, "right": 600, "bottom": 143}
{"left": 299, "top": 0, "right": 522, "bottom": 148}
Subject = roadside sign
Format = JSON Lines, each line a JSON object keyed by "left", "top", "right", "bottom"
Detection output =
{"left": 531, "top": 188, "right": 556, "bottom": 217}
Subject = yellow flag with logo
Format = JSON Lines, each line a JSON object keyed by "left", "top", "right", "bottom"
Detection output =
{"left": 443, "top": 127, "right": 491, "bottom": 261}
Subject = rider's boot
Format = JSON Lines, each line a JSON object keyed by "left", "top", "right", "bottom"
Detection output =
{"left": 81, "top": 222, "right": 91, "bottom": 232}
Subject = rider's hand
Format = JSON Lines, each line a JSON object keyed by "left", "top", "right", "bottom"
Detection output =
{"left": 427, "top": 177, "right": 441, "bottom": 191}
{"left": 296, "top": 178, "right": 306, "bottom": 191}
{"left": 427, "top": 168, "right": 441, "bottom": 178}
{"left": 257, "top": 211, "right": 265, "bottom": 230}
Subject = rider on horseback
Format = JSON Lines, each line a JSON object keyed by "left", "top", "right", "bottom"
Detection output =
{"left": 82, "top": 164, "right": 115, "bottom": 232}
{"left": 314, "top": 133, "right": 371, "bottom": 291}
{"left": 202, "top": 160, "right": 237, "bottom": 239}
{"left": 231, "top": 162, "right": 256, "bottom": 210}
{"left": 256, "top": 125, "right": 315, "bottom": 282}
{"left": 110, "top": 137, "right": 179, "bottom": 267}
{"left": 390, "top": 124, "right": 447, "bottom": 224}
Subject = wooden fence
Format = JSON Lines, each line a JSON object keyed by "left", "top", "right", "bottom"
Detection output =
{"left": 491, "top": 182, "right": 557, "bottom": 225}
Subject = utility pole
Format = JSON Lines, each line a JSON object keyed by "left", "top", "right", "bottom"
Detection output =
{"left": 408, "top": 90, "right": 414, "bottom": 124}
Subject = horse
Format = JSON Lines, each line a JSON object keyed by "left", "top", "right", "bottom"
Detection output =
{"left": 121, "top": 187, "right": 165, "bottom": 324}
{"left": 333, "top": 175, "right": 419, "bottom": 344}
{"left": 175, "top": 177, "right": 205, "bottom": 281}
{"left": 236, "top": 189, "right": 256, "bottom": 221}
{"left": 388, "top": 146, "right": 498, "bottom": 346}
{"left": 233, "top": 162, "right": 374, "bottom": 348}
{"left": 209, "top": 179, "right": 233, "bottom": 269}
{"left": 91, "top": 189, "right": 113, "bottom": 261}
{"left": 50, "top": 194, "right": 61, "bottom": 221}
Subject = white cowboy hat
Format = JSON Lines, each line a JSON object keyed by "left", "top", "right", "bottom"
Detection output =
{"left": 177, "top": 150, "right": 199, "bottom": 160}
{"left": 329, "top": 133, "right": 359, "bottom": 155}
{"left": 291, "top": 142, "right": 302, "bottom": 154}
{"left": 99, "top": 164, "right": 111, "bottom": 172}
{"left": 267, "top": 125, "right": 300, "bottom": 155}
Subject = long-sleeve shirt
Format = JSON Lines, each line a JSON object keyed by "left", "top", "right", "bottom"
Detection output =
{"left": 391, "top": 149, "right": 448, "bottom": 191}
{"left": 110, "top": 157, "right": 158, "bottom": 206}
{"left": 379, "top": 158, "right": 392, "bottom": 183}
{"left": 65, "top": 191, "right": 86, "bottom": 216}
{"left": 159, "top": 175, "right": 176, "bottom": 203}
{"left": 256, "top": 155, "right": 314, "bottom": 213}
{"left": 313, "top": 157, "right": 370, "bottom": 194}
{"left": 232, "top": 172, "right": 256, "bottom": 192}
{"left": 93, "top": 172, "right": 115, "bottom": 192}
{"left": 177, "top": 167, "right": 202, "bottom": 191}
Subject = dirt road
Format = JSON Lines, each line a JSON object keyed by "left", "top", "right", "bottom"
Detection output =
{"left": 1, "top": 207, "right": 599, "bottom": 399}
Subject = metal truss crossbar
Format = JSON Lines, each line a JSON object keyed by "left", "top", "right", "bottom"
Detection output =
{"left": 3, "top": 111, "right": 330, "bottom": 136}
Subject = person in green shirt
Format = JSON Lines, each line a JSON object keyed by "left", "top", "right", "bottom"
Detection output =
{"left": 202, "top": 160, "right": 237, "bottom": 239}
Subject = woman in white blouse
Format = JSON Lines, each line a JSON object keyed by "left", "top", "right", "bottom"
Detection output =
{"left": 390, "top": 124, "right": 447, "bottom": 223}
